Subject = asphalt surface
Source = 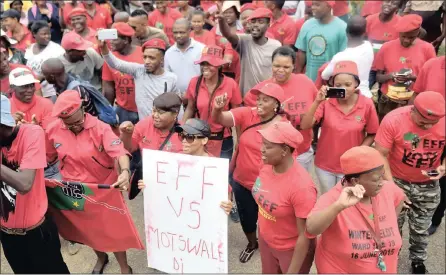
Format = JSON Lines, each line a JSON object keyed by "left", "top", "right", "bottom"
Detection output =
{"left": 1, "top": 174, "right": 445, "bottom": 274}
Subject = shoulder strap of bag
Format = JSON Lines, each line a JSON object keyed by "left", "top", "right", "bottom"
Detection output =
{"left": 158, "top": 124, "right": 177, "bottom": 151}
{"left": 193, "top": 76, "right": 203, "bottom": 118}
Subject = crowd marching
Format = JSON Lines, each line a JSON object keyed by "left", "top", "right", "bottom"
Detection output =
{"left": 0, "top": 0, "right": 445, "bottom": 274}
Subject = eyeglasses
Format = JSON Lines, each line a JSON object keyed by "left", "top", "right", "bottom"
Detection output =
{"left": 178, "top": 133, "right": 205, "bottom": 143}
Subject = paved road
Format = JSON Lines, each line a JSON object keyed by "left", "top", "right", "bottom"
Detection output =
{"left": 1, "top": 182, "right": 445, "bottom": 274}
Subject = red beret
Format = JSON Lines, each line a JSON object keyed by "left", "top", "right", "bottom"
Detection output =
{"left": 68, "top": 8, "right": 88, "bottom": 20}
{"left": 250, "top": 82, "right": 285, "bottom": 103}
{"left": 247, "top": 7, "right": 272, "bottom": 21}
{"left": 112, "top": 22, "right": 135, "bottom": 37}
{"left": 340, "top": 146, "right": 385, "bottom": 175}
{"left": 305, "top": 1, "right": 312, "bottom": 7}
{"left": 414, "top": 91, "right": 446, "bottom": 120}
{"left": 332, "top": 60, "right": 359, "bottom": 79}
{"left": 52, "top": 90, "right": 82, "bottom": 118}
{"left": 395, "top": 14, "right": 423, "bottom": 33}
{"left": 240, "top": 3, "right": 257, "bottom": 13}
{"left": 258, "top": 122, "right": 304, "bottom": 149}
{"left": 142, "top": 38, "right": 167, "bottom": 51}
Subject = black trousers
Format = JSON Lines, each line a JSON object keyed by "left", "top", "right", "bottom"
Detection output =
{"left": 231, "top": 180, "right": 258, "bottom": 234}
{"left": 432, "top": 176, "right": 446, "bottom": 227}
{"left": 0, "top": 217, "right": 70, "bottom": 274}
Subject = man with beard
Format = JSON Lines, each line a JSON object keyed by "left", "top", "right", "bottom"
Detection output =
{"left": 128, "top": 9, "right": 170, "bottom": 48}
{"left": 102, "top": 22, "right": 143, "bottom": 124}
{"left": 0, "top": 94, "right": 69, "bottom": 274}
{"left": 59, "top": 31, "right": 104, "bottom": 91}
{"left": 218, "top": 7, "right": 281, "bottom": 97}
{"left": 67, "top": 7, "right": 99, "bottom": 52}
{"left": 101, "top": 38, "right": 180, "bottom": 120}
{"left": 165, "top": 18, "right": 205, "bottom": 94}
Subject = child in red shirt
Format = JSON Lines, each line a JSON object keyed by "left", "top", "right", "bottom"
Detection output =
{"left": 190, "top": 10, "right": 215, "bottom": 45}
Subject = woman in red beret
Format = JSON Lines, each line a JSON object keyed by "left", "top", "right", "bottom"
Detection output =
{"left": 306, "top": 146, "right": 407, "bottom": 274}
{"left": 300, "top": 60, "right": 379, "bottom": 195}
{"left": 255, "top": 122, "right": 317, "bottom": 274}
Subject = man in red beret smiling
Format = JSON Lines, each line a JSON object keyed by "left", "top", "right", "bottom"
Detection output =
{"left": 68, "top": 8, "right": 99, "bottom": 52}
{"left": 374, "top": 14, "right": 436, "bottom": 121}
{"left": 103, "top": 22, "right": 143, "bottom": 125}
{"left": 375, "top": 91, "right": 445, "bottom": 274}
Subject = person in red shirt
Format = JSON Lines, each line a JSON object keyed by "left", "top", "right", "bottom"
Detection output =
{"left": 1, "top": 9, "right": 35, "bottom": 52}
{"left": 244, "top": 46, "right": 317, "bottom": 172}
{"left": 240, "top": 3, "right": 256, "bottom": 33}
{"left": 103, "top": 22, "right": 143, "bottom": 125}
{"left": 190, "top": 10, "right": 215, "bottom": 45}
{"left": 306, "top": 146, "right": 406, "bottom": 274}
{"left": 255, "top": 122, "right": 317, "bottom": 274}
{"left": 148, "top": 0, "right": 183, "bottom": 45}
{"left": 361, "top": 0, "right": 383, "bottom": 17}
{"left": 411, "top": 56, "right": 445, "bottom": 100}
{"left": 67, "top": 8, "right": 99, "bottom": 52}
{"left": 59, "top": 0, "right": 85, "bottom": 30}
{"left": 45, "top": 90, "right": 138, "bottom": 274}
{"left": 265, "top": 0, "right": 297, "bottom": 46}
{"left": 374, "top": 91, "right": 445, "bottom": 274}
{"left": 83, "top": 0, "right": 113, "bottom": 31}
{"left": 183, "top": 45, "right": 242, "bottom": 158}
{"left": 374, "top": 14, "right": 436, "bottom": 121}
{"left": 212, "top": 82, "right": 289, "bottom": 263}
{"left": 0, "top": 95, "right": 70, "bottom": 274}
{"left": 300, "top": 61, "right": 379, "bottom": 194}
{"left": 294, "top": 1, "right": 313, "bottom": 40}
{"left": 332, "top": 0, "right": 349, "bottom": 23}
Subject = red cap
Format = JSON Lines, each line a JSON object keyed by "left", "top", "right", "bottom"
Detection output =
{"left": 194, "top": 45, "right": 228, "bottom": 67}
{"left": 258, "top": 122, "right": 304, "bottom": 149}
{"left": 241, "top": 3, "right": 257, "bottom": 13}
{"left": 112, "top": 22, "right": 135, "bottom": 37}
{"left": 247, "top": 7, "right": 272, "bottom": 21}
{"left": 395, "top": 14, "right": 423, "bottom": 33}
{"left": 414, "top": 91, "right": 446, "bottom": 120}
{"left": 68, "top": 8, "right": 88, "bottom": 20}
{"left": 340, "top": 146, "right": 385, "bottom": 175}
{"left": 52, "top": 90, "right": 82, "bottom": 118}
{"left": 250, "top": 82, "right": 285, "bottom": 103}
{"left": 61, "top": 31, "right": 93, "bottom": 51}
{"left": 142, "top": 38, "right": 167, "bottom": 51}
{"left": 305, "top": 1, "right": 312, "bottom": 7}
{"left": 331, "top": 60, "right": 359, "bottom": 79}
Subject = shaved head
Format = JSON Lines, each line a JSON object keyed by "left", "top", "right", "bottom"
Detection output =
{"left": 174, "top": 18, "right": 191, "bottom": 30}
{"left": 42, "top": 58, "right": 65, "bottom": 74}
{"left": 347, "top": 15, "right": 366, "bottom": 38}
{"left": 114, "top": 11, "right": 130, "bottom": 23}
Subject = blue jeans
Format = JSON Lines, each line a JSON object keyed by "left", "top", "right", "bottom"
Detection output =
{"left": 115, "top": 105, "right": 139, "bottom": 124}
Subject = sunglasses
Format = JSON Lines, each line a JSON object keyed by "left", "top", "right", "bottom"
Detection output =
{"left": 178, "top": 133, "right": 205, "bottom": 143}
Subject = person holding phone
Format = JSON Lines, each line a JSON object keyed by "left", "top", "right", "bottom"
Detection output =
{"left": 300, "top": 61, "right": 379, "bottom": 194}
{"left": 306, "top": 146, "right": 406, "bottom": 274}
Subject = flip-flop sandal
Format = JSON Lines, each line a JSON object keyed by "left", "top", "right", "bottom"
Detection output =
{"left": 92, "top": 254, "right": 109, "bottom": 274}
{"left": 239, "top": 242, "right": 258, "bottom": 263}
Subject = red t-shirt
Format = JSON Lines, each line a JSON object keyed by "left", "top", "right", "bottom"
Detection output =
{"left": 315, "top": 63, "right": 329, "bottom": 89}
{"left": 254, "top": 161, "right": 317, "bottom": 251}
{"left": 0, "top": 63, "right": 41, "bottom": 98}
{"left": 244, "top": 75, "right": 317, "bottom": 155}
{"left": 366, "top": 13, "right": 400, "bottom": 54}
{"left": 1, "top": 124, "right": 47, "bottom": 229}
{"left": 268, "top": 13, "right": 297, "bottom": 46}
{"left": 307, "top": 181, "right": 405, "bottom": 274}
{"left": 132, "top": 116, "right": 183, "bottom": 154}
{"left": 8, "top": 26, "right": 35, "bottom": 52}
{"left": 84, "top": 3, "right": 112, "bottom": 31}
{"left": 314, "top": 96, "right": 380, "bottom": 174}
{"left": 361, "top": 1, "right": 382, "bottom": 17}
{"left": 45, "top": 114, "right": 129, "bottom": 185}
{"left": 102, "top": 47, "right": 143, "bottom": 112}
{"left": 333, "top": 0, "right": 349, "bottom": 17}
{"left": 186, "top": 75, "right": 242, "bottom": 156}
{"left": 148, "top": 8, "right": 183, "bottom": 45}
{"left": 61, "top": 2, "right": 87, "bottom": 28}
{"left": 413, "top": 56, "right": 445, "bottom": 99}
{"left": 230, "top": 107, "right": 287, "bottom": 190}
{"left": 190, "top": 30, "right": 215, "bottom": 45}
{"left": 375, "top": 106, "right": 446, "bottom": 183}
{"left": 373, "top": 39, "right": 436, "bottom": 95}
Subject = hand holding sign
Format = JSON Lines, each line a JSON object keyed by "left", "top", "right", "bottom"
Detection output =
{"left": 336, "top": 184, "right": 365, "bottom": 209}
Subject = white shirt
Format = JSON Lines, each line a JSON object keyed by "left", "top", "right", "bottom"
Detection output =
{"left": 164, "top": 38, "right": 205, "bottom": 94}
{"left": 25, "top": 41, "right": 65, "bottom": 97}
{"left": 292, "top": 1, "right": 307, "bottom": 21}
{"left": 321, "top": 41, "right": 374, "bottom": 98}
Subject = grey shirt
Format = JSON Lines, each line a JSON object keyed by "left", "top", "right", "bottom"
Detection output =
{"left": 103, "top": 52, "right": 180, "bottom": 119}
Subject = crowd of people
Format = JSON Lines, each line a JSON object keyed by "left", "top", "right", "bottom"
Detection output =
{"left": 0, "top": 0, "right": 445, "bottom": 274}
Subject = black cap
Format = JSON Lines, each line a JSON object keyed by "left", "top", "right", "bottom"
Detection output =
{"left": 175, "top": 118, "right": 211, "bottom": 137}
{"left": 153, "top": 92, "right": 182, "bottom": 113}
{"left": 1, "top": 9, "right": 20, "bottom": 21}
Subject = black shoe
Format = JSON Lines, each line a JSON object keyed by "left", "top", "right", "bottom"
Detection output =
{"left": 428, "top": 225, "right": 438, "bottom": 236}
{"left": 412, "top": 262, "right": 427, "bottom": 274}
{"left": 92, "top": 254, "right": 109, "bottom": 274}
{"left": 230, "top": 205, "right": 240, "bottom": 223}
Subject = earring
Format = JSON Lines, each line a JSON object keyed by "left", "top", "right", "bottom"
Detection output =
{"left": 274, "top": 107, "right": 278, "bottom": 113}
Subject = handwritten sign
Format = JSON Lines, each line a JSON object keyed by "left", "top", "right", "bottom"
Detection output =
{"left": 142, "top": 149, "right": 229, "bottom": 274}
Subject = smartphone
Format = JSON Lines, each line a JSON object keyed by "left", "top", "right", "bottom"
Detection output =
{"left": 427, "top": 170, "right": 440, "bottom": 177}
{"left": 326, "top": 87, "right": 346, "bottom": 98}
{"left": 97, "top": 29, "right": 118, "bottom": 41}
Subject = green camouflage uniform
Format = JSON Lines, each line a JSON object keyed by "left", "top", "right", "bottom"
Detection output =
{"left": 393, "top": 178, "right": 441, "bottom": 262}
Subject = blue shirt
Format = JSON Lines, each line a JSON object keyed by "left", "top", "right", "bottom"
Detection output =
{"left": 27, "top": 3, "right": 62, "bottom": 44}
{"left": 295, "top": 17, "right": 347, "bottom": 82}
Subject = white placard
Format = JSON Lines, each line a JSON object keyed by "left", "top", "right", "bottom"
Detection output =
{"left": 143, "top": 149, "right": 229, "bottom": 274}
